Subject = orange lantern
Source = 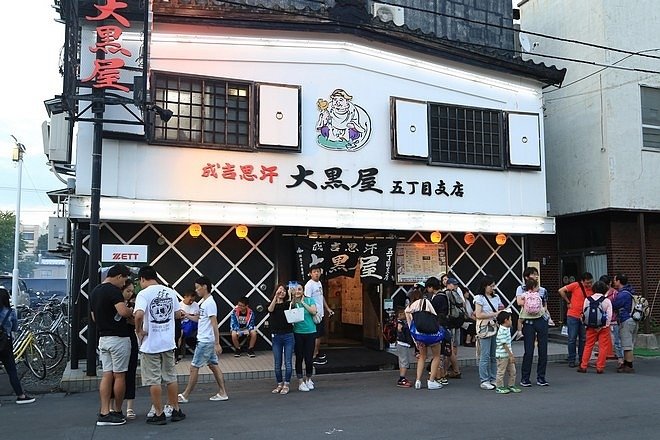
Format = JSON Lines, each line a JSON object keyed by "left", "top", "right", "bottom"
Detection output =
{"left": 495, "top": 233, "right": 507, "bottom": 246}
{"left": 464, "top": 232, "right": 476, "bottom": 246}
{"left": 236, "top": 224, "right": 248, "bottom": 239}
{"left": 430, "top": 231, "right": 442, "bottom": 243}
{"left": 189, "top": 223, "right": 202, "bottom": 238}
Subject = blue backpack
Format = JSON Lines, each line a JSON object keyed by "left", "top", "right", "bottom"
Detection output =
{"left": 583, "top": 296, "right": 607, "bottom": 328}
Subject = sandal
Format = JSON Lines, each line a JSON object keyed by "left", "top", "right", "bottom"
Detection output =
{"left": 272, "top": 383, "right": 283, "bottom": 394}
{"left": 126, "top": 408, "right": 136, "bottom": 420}
{"left": 280, "top": 384, "right": 290, "bottom": 395}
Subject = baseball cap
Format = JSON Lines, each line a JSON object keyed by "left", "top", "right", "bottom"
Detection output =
{"left": 446, "top": 277, "right": 459, "bottom": 285}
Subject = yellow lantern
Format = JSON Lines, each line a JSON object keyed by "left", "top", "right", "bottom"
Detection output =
{"left": 464, "top": 232, "right": 476, "bottom": 246}
{"left": 495, "top": 233, "right": 507, "bottom": 246}
{"left": 236, "top": 224, "right": 248, "bottom": 239}
{"left": 430, "top": 231, "right": 442, "bottom": 243}
{"left": 189, "top": 223, "right": 202, "bottom": 238}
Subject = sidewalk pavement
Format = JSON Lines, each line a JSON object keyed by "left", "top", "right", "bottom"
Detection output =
{"left": 2, "top": 339, "right": 569, "bottom": 395}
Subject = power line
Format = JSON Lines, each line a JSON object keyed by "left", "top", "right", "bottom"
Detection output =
{"left": 374, "top": 0, "right": 660, "bottom": 62}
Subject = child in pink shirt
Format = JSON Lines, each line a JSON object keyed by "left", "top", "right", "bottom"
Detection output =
{"left": 578, "top": 280, "right": 613, "bottom": 374}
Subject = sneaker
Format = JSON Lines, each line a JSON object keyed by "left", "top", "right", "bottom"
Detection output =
{"left": 298, "top": 382, "right": 310, "bottom": 392}
{"left": 147, "top": 405, "right": 156, "bottom": 417}
{"left": 508, "top": 386, "right": 522, "bottom": 393}
{"left": 495, "top": 387, "right": 510, "bottom": 394}
{"left": 233, "top": 347, "right": 242, "bottom": 357}
{"left": 16, "top": 395, "right": 35, "bottom": 405}
{"left": 577, "top": 367, "right": 587, "bottom": 373}
{"left": 568, "top": 362, "right": 577, "bottom": 368}
{"left": 146, "top": 412, "right": 167, "bottom": 426}
{"left": 306, "top": 379, "right": 315, "bottom": 390}
{"left": 170, "top": 408, "right": 186, "bottom": 422}
{"left": 110, "top": 411, "right": 126, "bottom": 422}
{"left": 480, "top": 381, "right": 495, "bottom": 390}
{"left": 177, "top": 393, "right": 189, "bottom": 403}
{"left": 536, "top": 379, "right": 549, "bottom": 386}
{"left": 397, "top": 378, "right": 412, "bottom": 388}
{"left": 163, "top": 404, "right": 173, "bottom": 418}
{"left": 313, "top": 357, "right": 327, "bottom": 365}
{"left": 247, "top": 348, "right": 256, "bottom": 358}
{"left": 520, "top": 379, "right": 532, "bottom": 387}
{"left": 209, "top": 393, "right": 229, "bottom": 401}
{"left": 513, "top": 330, "right": 523, "bottom": 341}
{"left": 427, "top": 380, "right": 442, "bottom": 390}
{"left": 97, "top": 412, "right": 126, "bottom": 426}
{"left": 414, "top": 380, "right": 421, "bottom": 390}
{"left": 439, "top": 377, "right": 449, "bottom": 386}
{"left": 317, "top": 353, "right": 327, "bottom": 360}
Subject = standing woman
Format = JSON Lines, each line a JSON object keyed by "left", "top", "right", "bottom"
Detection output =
{"left": 405, "top": 289, "right": 442, "bottom": 390}
{"left": 0, "top": 287, "right": 35, "bottom": 404}
{"left": 121, "top": 279, "right": 139, "bottom": 418}
{"left": 268, "top": 284, "right": 294, "bottom": 395}
{"left": 291, "top": 283, "right": 318, "bottom": 392}
{"left": 474, "top": 276, "right": 503, "bottom": 390}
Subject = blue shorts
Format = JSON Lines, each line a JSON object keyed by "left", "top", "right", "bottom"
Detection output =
{"left": 191, "top": 341, "right": 219, "bottom": 368}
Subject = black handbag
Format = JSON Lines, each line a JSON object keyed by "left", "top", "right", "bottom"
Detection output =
{"left": 412, "top": 299, "right": 440, "bottom": 334}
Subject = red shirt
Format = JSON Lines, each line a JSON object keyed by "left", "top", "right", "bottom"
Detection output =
{"left": 565, "top": 281, "right": 593, "bottom": 318}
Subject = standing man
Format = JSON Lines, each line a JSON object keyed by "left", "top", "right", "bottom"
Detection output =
{"left": 134, "top": 265, "right": 186, "bottom": 425}
{"left": 611, "top": 274, "right": 638, "bottom": 373}
{"left": 305, "top": 266, "right": 334, "bottom": 366}
{"left": 178, "top": 275, "right": 229, "bottom": 402}
{"left": 558, "top": 272, "right": 593, "bottom": 368}
{"left": 90, "top": 264, "right": 133, "bottom": 426}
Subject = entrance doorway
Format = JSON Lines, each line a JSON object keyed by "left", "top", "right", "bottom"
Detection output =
{"left": 324, "top": 270, "right": 382, "bottom": 348}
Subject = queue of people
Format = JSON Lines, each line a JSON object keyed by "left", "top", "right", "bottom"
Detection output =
{"left": 85, "top": 262, "right": 645, "bottom": 426}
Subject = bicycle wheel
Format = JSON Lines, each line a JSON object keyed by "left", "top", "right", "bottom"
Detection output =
{"left": 24, "top": 342, "right": 47, "bottom": 380}
{"left": 35, "top": 331, "right": 66, "bottom": 371}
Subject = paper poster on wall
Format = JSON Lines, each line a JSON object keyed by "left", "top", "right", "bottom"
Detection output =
{"left": 395, "top": 242, "right": 447, "bottom": 284}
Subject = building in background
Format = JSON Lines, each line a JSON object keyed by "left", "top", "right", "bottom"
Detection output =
{"left": 47, "top": 0, "right": 564, "bottom": 366}
{"left": 19, "top": 224, "right": 42, "bottom": 256}
{"left": 519, "top": 0, "right": 660, "bottom": 324}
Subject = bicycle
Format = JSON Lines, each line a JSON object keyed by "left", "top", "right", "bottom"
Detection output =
{"left": 34, "top": 330, "right": 66, "bottom": 371}
{"left": 13, "top": 328, "right": 47, "bottom": 380}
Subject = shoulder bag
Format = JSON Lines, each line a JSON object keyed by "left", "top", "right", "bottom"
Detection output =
{"left": 475, "top": 295, "right": 499, "bottom": 339}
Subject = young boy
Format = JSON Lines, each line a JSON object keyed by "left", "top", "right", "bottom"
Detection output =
{"left": 395, "top": 308, "right": 415, "bottom": 387}
{"left": 495, "top": 310, "right": 521, "bottom": 394}
{"left": 230, "top": 296, "right": 257, "bottom": 357}
{"left": 178, "top": 289, "right": 199, "bottom": 358}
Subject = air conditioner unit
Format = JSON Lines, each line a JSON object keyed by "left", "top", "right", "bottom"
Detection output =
{"left": 48, "top": 217, "right": 70, "bottom": 252}
{"left": 372, "top": 2, "right": 405, "bottom": 26}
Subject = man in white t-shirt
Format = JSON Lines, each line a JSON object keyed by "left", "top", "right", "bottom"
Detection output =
{"left": 304, "top": 267, "right": 333, "bottom": 366}
{"left": 177, "top": 275, "right": 228, "bottom": 403}
{"left": 134, "top": 265, "right": 185, "bottom": 425}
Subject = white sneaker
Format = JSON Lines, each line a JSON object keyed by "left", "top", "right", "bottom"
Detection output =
{"left": 306, "top": 379, "right": 315, "bottom": 390}
{"left": 147, "top": 405, "right": 156, "bottom": 418}
{"left": 480, "top": 381, "right": 496, "bottom": 390}
{"left": 414, "top": 380, "right": 421, "bottom": 390}
{"left": 427, "top": 380, "right": 443, "bottom": 390}
{"left": 164, "top": 404, "right": 173, "bottom": 418}
{"left": 177, "top": 393, "right": 189, "bottom": 403}
{"left": 298, "top": 382, "right": 310, "bottom": 392}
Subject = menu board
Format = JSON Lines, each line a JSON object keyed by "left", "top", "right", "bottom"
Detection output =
{"left": 395, "top": 242, "right": 448, "bottom": 284}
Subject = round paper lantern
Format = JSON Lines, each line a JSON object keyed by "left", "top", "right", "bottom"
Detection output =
{"left": 189, "top": 223, "right": 202, "bottom": 238}
{"left": 236, "top": 224, "right": 248, "bottom": 239}
{"left": 495, "top": 233, "right": 507, "bottom": 246}
{"left": 464, "top": 232, "right": 476, "bottom": 246}
{"left": 430, "top": 231, "right": 442, "bottom": 243}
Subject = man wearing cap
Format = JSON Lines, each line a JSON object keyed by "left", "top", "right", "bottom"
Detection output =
{"left": 443, "top": 277, "right": 465, "bottom": 379}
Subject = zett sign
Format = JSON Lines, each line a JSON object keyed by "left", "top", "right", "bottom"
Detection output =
{"left": 101, "top": 245, "right": 148, "bottom": 263}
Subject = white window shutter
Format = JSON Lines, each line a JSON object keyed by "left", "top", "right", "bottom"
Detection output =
{"left": 257, "top": 84, "right": 300, "bottom": 149}
{"left": 393, "top": 98, "right": 428, "bottom": 159}
{"left": 508, "top": 113, "right": 541, "bottom": 168}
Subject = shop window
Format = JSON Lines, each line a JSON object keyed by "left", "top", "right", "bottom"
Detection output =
{"left": 150, "top": 72, "right": 300, "bottom": 152}
{"left": 641, "top": 86, "right": 660, "bottom": 151}
{"left": 429, "top": 103, "right": 505, "bottom": 169}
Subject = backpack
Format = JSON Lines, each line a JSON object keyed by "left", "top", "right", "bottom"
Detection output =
{"left": 631, "top": 294, "right": 650, "bottom": 322}
{"left": 0, "top": 312, "right": 11, "bottom": 353}
{"left": 445, "top": 289, "right": 468, "bottom": 329}
{"left": 523, "top": 290, "right": 543, "bottom": 316}
{"left": 583, "top": 296, "right": 607, "bottom": 328}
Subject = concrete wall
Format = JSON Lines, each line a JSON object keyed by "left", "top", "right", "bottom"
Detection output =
{"left": 520, "top": 0, "right": 660, "bottom": 216}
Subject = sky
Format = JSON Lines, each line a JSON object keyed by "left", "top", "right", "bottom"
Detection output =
{"left": 0, "top": 2, "right": 66, "bottom": 228}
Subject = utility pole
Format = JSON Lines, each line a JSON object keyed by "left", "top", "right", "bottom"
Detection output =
{"left": 10, "top": 135, "right": 26, "bottom": 307}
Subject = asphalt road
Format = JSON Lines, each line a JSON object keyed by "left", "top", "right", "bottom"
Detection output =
{"left": 1, "top": 358, "right": 659, "bottom": 440}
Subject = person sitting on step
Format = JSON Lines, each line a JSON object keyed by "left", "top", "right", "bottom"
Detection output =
{"left": 230, "top": 296, "right": 257, "bottom": 357}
